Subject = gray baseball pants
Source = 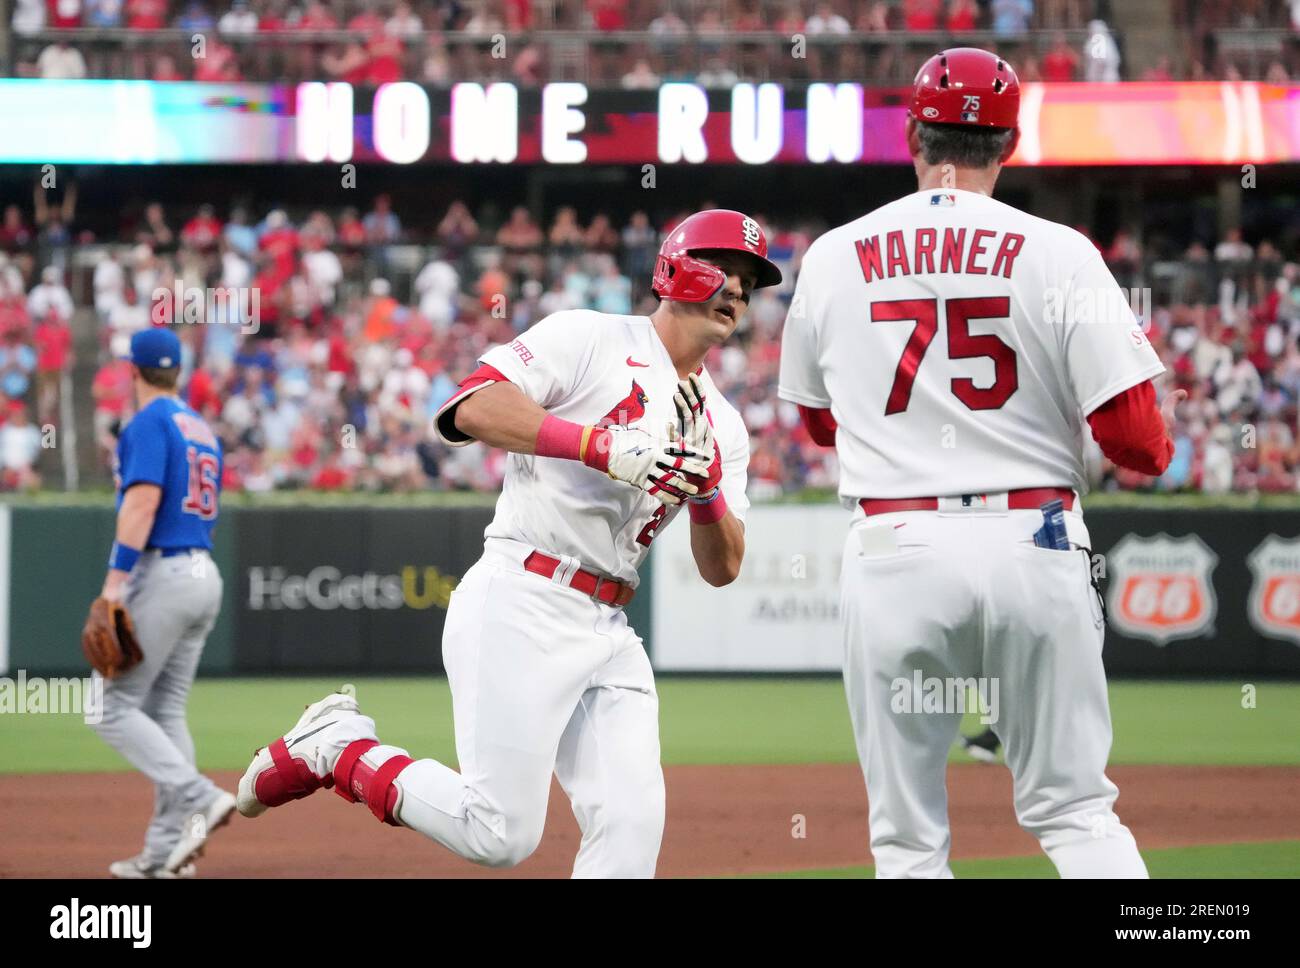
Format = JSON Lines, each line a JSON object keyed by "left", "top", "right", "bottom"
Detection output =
{"left": 89, "top": 549, "right": 224, "bottom": 866}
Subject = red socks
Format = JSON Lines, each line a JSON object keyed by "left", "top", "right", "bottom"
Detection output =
{"left": 333, "top": 740, "right": 414, "bottom": 826}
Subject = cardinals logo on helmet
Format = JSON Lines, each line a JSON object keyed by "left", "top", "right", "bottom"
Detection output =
{"left": 597, "top": 381, "right": 649, "bottom": 429}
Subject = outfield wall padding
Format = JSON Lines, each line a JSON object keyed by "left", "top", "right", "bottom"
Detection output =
{"left": 649, "top": 504, "right": 1300, "bottom": 677}
{"left": 4, "top": 503, "right": 1297, "bottom": 676}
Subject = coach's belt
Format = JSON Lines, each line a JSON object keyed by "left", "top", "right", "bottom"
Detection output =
{"left": 523, "top": 551, "right": 635, "bottom": 608}
{"left": 859, "top": 487, "right": 1075, "bottom": 516}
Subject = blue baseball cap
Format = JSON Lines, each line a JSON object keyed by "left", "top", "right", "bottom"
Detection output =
{"left": 127, "top": 328, "right": 182, "bottom": 369}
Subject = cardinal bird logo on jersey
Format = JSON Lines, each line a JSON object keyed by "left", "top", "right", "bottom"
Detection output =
{"left": 597, "top": 381, "right": 649, "bottom": 429}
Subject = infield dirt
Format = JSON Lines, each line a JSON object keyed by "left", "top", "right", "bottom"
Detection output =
{"left": 3, "top": 764, "right": 1297, "bottom": 877}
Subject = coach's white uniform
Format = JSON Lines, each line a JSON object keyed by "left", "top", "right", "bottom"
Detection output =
{"left": 401, "top": 309, "right": 749, "bottom": 876}
{"left": 779, "top": 187, "right": 1163, "bottom": 878}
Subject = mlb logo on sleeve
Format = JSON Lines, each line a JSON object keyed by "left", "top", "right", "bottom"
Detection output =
{"left": 930, "top": 193, "right": 957, "bottom": 207}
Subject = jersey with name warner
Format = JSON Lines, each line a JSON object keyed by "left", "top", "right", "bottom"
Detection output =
{"left": 779, "top": 187, "right": 1165, "bottom": 503}
{"left": 114, "top": 396, "right": 222, "bottom": 549}
{"left": 437, "top": 310, "right": 750, "bottom": 584}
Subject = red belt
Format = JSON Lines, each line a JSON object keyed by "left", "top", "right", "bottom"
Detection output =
{"left": 523, "top": 551, "right": 635, "bottom": 607}
{"left": 859, "top": 487, "right": 1074, "bottom": 517}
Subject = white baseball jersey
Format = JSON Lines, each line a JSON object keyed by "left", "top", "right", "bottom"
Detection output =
{"left": 437, "top": 309, "right": 750, "bottom": 584}
{"left": 779, "top": 187, "right": 1165, "bottom": 503}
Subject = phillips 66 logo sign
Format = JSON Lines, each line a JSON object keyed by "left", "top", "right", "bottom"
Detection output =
{"left": 1247, "top": 535, "right": 1300, "bottom": 646}
{"left": 1106, "top": 534, "right": 1218, "bottom": 645}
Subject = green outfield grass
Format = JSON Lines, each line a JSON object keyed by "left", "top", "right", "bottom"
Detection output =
{"left": 759, "top": 840, "right": 1300, "bottom": 879}
{"left": 1, "top": 678, "right": 1297, "bottom": 774}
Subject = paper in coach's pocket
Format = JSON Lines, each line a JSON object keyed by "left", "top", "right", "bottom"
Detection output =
{"left": 856, "top": 522, "right": 901, "bottom": 558}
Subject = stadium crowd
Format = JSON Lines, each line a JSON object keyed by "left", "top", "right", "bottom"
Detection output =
{"left": 8, "top": 0, "right": 1300, "bottom": 84}
{"left": 1, "top": 191, "right": 1299, "bottom": 497}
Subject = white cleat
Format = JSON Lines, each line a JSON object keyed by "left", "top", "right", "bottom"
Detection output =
{"left": 236, "top": 692, "right": 364, "bottom": 819}
{"left": 110, "top": 853, "right": 197, "bottom": 879}
{"left": 164, "top": 789, "right": 237, "bottom": 875}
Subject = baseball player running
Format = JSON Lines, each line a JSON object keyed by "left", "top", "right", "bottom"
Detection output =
{"left": 235, "top": 210, "right": 780, "bottom": 877}
{"left": 86, "top": 328, "right": 234, "bottom": 878}
{"left": 779, "top": 49, "right": 1180, "bottom": 878}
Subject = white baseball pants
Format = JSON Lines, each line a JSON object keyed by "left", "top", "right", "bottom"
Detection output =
{"left": 840, "top": 504, "right": 1148, "bottom": 879}
{"left": 389, "top": 538, "right": 665, "bottom": 877}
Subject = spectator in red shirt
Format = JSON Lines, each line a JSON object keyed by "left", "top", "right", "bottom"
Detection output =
{"left": 346, "top": 0, "right": 384, "bottom": 32}
{"left": 365, "top": 32, "right": 405, "bottom": 84}
{"left": 46, "top": 0, "right": 83, "bottom": 29}
{"left": 194, "top": 39, "right": 243, "bottom": 81}
{"left": 182, "top": 204, "right": 224, "bottom": 251}
{"left": 186, "top": 364, "right": 222, "bottom": 420}
{"left": 334, "top": 206, "right": 366, "bottom": 278}
{"left": 337, "top": 207, "right": 366, "bottom": 248}
{"left": 504, "top": 0, "right": 531, "bottom": 29}
{"left": 945, "top": 0, "right": 977, "bottom": 29}
{"left": 902, "top": 0, "right": 940, "bottom": 30}
{"left": 250, "top": 259, "right": 288, "bottom": 334}
{"left": 323, "top": 40, "right": 372, "bottom": 84}
{"left": 326, "top": 327, "right": 353, "bottom": 376}
{"left": 773, "top": 3, "right": 805, "bottom": 32}
{"left": 296, "top": 0, "right": 337, "bottom": 29}
{"left": 258, "top": 0, "right": 286, "bottom": 30}
{"left": 32, "top": 310, "right": 71, "bottom": 365}
{"left": 311, "top": 451, "right": 352, "bottom": 490}
{"left": 126, "top": 0, "right": 167, "bottom": 29}
{"left": 32, "top": 310, "right": 72, "bottom": 425}
{"left": 1041, "top": 33, "right": 1080, "bottom": 82}
{"left": 587, "top": 0, "right": 626, "bottom": 30}
{"left": 0, "top": 287, "right": 33, "bottom": 339}
{"left": 727, "top": 0, "right": 760, "bottom": 29}
{"left": 92, "top": 347, "right": 133, "bottom": 462}
{"left": 258, "top": 209, "right": 300, "bottom": 277}
{"left": 221, "top": 456, "right": 244, "bottom": 492}
{"left": 289, "top": 423, "right": 320, "bottom": 470}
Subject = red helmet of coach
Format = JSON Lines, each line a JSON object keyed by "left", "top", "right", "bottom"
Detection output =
{"left": 908, "top": 47, "right": 1021, "bottom": 129}
{"left": 652, "top": 209, "right": 783, "bottom": 303}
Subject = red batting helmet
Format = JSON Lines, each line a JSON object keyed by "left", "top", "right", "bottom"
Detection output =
{"left": 908, "top": 48, "right": 1021, "bottom": 129}
{"left": 652, "top": 209, "right": 783, "bottom": 302}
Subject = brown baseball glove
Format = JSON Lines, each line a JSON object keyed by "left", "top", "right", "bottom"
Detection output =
{"left": 81, "top": 597, "right": 143, "bottom": 679}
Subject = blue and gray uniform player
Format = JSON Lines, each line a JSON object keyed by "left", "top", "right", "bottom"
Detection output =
{"left": 89, "top": 328, "right": 236, "bottom": 879}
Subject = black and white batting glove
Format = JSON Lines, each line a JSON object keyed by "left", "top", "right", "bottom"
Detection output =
{"left": 672, "top": 372, "right": 715, "bottom": 459}
{"left": 600, "top": 423, "right": 711, "bottom": 506}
